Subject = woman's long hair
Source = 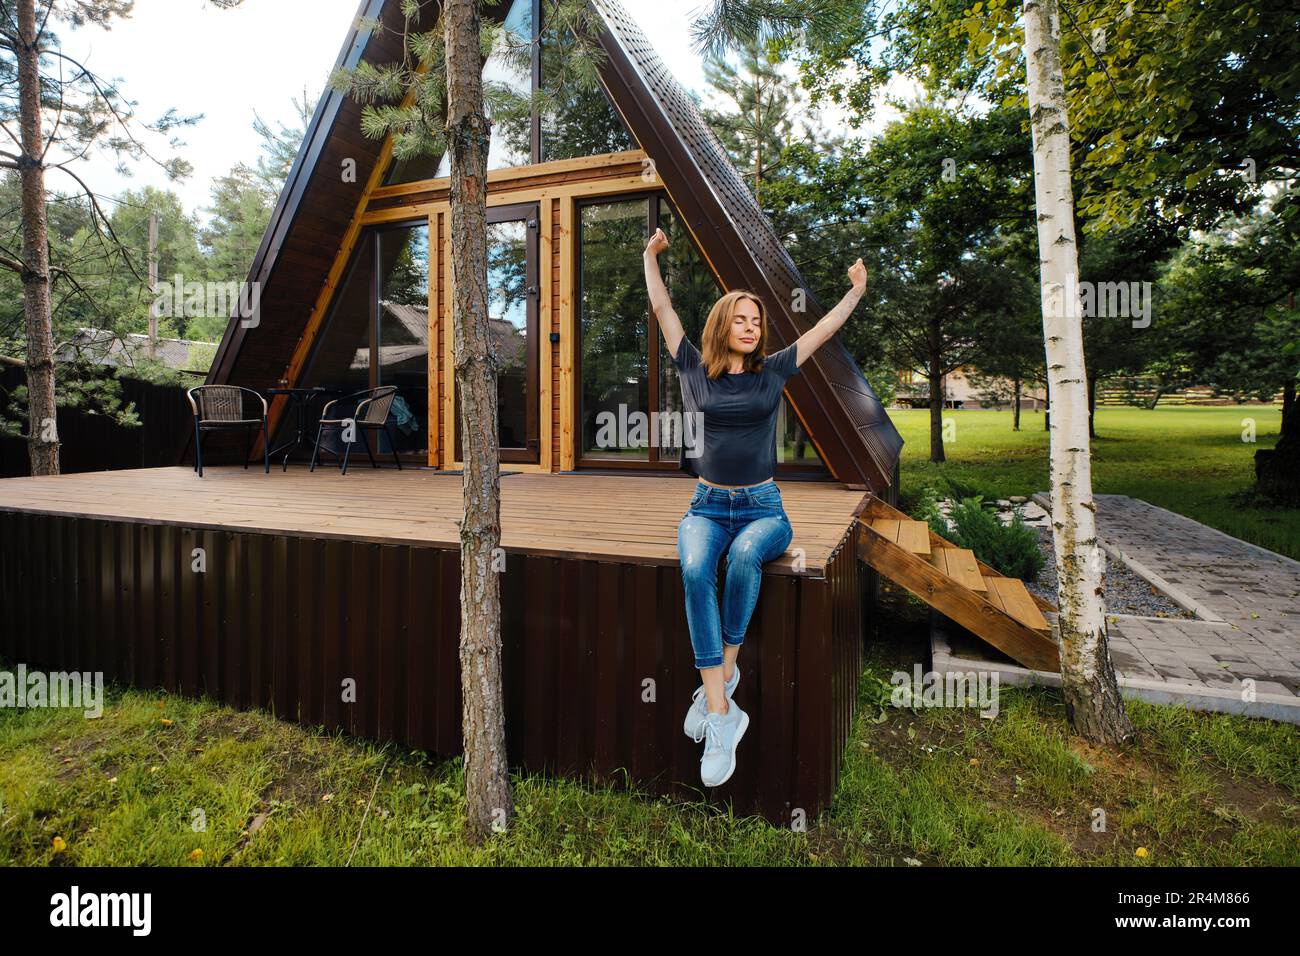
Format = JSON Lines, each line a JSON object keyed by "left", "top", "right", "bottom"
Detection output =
{"left": 700, "top": 290, "right": 769, "bottom": 379}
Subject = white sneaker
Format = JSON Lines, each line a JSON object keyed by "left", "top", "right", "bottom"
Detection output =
{"left": 699, "top": 699, "right": 749, "bottom": 787}
{"left": 683, "top": 664, "right": 740, "bottom": 740}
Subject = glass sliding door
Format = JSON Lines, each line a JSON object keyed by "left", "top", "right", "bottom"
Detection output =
{"left": 577, "top": 197, "right": 651, "bottom": 462}
{"left": 453, "top": 201, "right": 541, "bottom": 464}
{"left": 576, "top": 192, "right": 721, "bottom": 468}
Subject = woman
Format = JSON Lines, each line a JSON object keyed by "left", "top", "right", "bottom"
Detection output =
{"left": 643, "top": 226, "right": 868, "bottom": 787}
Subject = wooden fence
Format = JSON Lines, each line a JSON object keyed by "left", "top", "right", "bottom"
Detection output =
{"left": 0, "top": 366, "right": 192, "bottom": 478}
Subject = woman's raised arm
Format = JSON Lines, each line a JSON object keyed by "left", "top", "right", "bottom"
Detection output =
{"left": 644, "top": 228, "right": 685, "bottom": 358}
{"left": 790, "top": 258, "right": 868, "bottom": 367}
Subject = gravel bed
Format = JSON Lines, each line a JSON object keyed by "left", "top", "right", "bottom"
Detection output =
{"left": 1025, "top": 525, "right": 1196, "bottom": 619}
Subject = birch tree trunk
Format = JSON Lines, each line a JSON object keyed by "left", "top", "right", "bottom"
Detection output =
{"left": 16, "top": 0, "right": 59, "bottom": 476}
{"left": 444, "top": 0, "right": 513, "bottom": 839}
{"left": 1022, "top": 0, "right": 1133, "bottom": 744}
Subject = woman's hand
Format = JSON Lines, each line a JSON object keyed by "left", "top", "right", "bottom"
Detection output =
{"left": 645, "top": 227, "right": 669, "bottom": 259}
{"left": 848, "top": 257, "right": 868, "bottom": 294}
{"left": 790, "top": 257, "right": 868, "bottom": 368}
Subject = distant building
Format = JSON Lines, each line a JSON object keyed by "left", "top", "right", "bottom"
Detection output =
{"left": 56, "top": 328, "right": 215, "bottom": 377}
{"left": 894, "top": 366, "right": 1047, "bottom": 410}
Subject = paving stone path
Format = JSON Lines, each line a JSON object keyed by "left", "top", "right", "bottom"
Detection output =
{"left": 1037, "top": 493, "right": 1300, "bottom": 701}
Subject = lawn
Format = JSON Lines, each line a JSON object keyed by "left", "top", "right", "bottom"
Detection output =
{"left": 890, "top": 405, "right": 1299, "bottom": 561}
{"left": 3, "top": 628, "right": 1297, "bottom": 866}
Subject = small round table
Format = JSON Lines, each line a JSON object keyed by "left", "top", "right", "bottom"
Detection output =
{"left": 267, "top": 386, "right": 339, "bottom": 471}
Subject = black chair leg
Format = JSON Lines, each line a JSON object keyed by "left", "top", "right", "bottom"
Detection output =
{"left": 262, "top": 418, "right": 270, "bottom": 474}
{"left": 192, "top": 416, "right": 201, "bottom": 473}
{"left": 360, "top": 427, "right": 378, "bottom": 469}
{"left": 309, "top": 423, "right": 325, "bottom": 472}
{"left": 340, "top": 425, "right": 354, "bottom": 475}
{"left": 196, "top": 427, "right": 206, "bottom": 478}
{"left": 387, "top": 424, "right": 402, "bottom": 470}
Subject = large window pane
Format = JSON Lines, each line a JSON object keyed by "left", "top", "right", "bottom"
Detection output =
{"left": 579, "top": 198, "right": 649, "bottom": 460}
{"left": 777, "top": 398, "right": 822, "bottom": 467}
{"left": 300, "top": 223, "right": 429, "bottom": 459}
{"left": 452, "top": 209, "right": 537, "bottom": 460}
{"left": 488, "top": 217, "right": 532, "bottom": 450}
{"left": 383, "top": 150, "right": 444, "bottom": 187}
{"left": 484, "top": 0, "right": 536, "bottom": 171}
{"left": 383, "top": 0, "right": 534, "bottom": 185}
{"left": 377, "top": 224, "right": 429, "bottom": 456}
{"left": 302, "top": 232, "right": 374, "bottom": 393}
{"left": 655, "top": 202, "right": 721, "bottom": 459}
{"left": 540, "top": 16, "right": 636, "bottom": 163}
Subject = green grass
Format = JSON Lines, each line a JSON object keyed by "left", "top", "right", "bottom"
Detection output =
{"left": 892, "top": 405, "right": 1299, "bottom": 560}
{"left": 3, "top": 650, "right": 1295, "bottom": 866}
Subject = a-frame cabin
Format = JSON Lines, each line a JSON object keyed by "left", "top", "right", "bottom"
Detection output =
{"left": 0, "top": 0, "right": 1058, "bottom": 825}
{"left": 206, "top": 0, "right": 904, "bottom": 491}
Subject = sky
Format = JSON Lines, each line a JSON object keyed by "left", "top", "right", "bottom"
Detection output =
{"left": 53, "top": 0, "right": 908, "bottom": 224}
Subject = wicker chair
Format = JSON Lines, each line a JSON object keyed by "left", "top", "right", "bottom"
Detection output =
{"left": 186, "top": 385, "right": 269, "bottom": 478}
{"left": 309, "top": 385, "right": 403, "bottom": 474}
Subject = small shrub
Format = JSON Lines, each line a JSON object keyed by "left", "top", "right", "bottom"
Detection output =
{"left": 903, "top": 482, "right": 951, "bottom": 538}
{"left": 944, "top": 496, "right": 1045, "bottom": 581}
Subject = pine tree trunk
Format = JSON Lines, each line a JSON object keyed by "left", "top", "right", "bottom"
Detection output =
{"left": 928, "top": 358, "right": 945, "bottom": 463}
{"left": 17, "top": 0, "right": 58, "bottom": 476}
{"left": 1013, "top": 371, "right": 1021, "bottom": 431}
{"left": 445, "top": 0, "right": 513, "bottom": 840}
{"left": 1023, "top": 0, "right": 1133, "bottom": 744}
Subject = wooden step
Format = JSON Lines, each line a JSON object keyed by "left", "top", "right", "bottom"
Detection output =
{"left": 869, "top": 517, "right": 931, "bottom": 555}
{"left": 982, "top": 576, "right": 1050, "bottom": 633}
{"left": 929, "top": 547, "right": 986, "bottom": 592}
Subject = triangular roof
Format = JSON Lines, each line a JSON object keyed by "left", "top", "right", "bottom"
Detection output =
{"left": 207, "top": 0, "right": 902, "bottom": 491}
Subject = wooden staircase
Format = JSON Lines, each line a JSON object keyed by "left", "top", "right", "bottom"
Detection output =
{"left": 856, "top": 497, "right": 1060, "bottom": 672}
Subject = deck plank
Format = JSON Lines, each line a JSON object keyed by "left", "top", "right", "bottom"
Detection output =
{"left": 935, "top": 547, "right": 984, "bottom": 591}
{"left": 983, "top": 577, "right": 1050, "bottom": 632}
{"left": 896, "top": 520, "right": 931, "bottom": 556}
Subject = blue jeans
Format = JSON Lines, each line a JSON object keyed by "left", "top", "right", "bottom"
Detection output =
{"left": 677, "top": 479, "right": 794, "bottom": 669}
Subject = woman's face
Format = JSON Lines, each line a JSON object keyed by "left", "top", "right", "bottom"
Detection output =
{"left": 727, "top": 298, "right": 762, "bottom": 355}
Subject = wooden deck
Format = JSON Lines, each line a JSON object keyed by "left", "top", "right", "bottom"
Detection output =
{"left": 0, "top": 467, "right": 869, "bottom": 576}
{"left": 0, "top": 466, "right": 871, "bottom": 823}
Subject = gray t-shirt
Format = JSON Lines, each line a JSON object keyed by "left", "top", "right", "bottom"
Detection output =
{"left": 669, "top": 335, "right": 802, "bottom": 485}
